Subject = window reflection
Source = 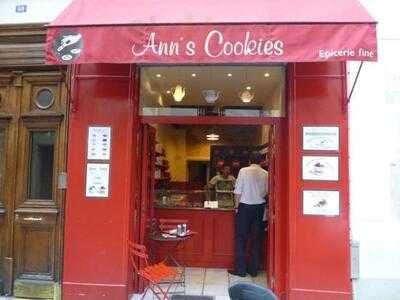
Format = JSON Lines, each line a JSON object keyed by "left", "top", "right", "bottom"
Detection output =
{"left": 140, "top": 66, "right": 285, "bottom": 117}
{"left": 28, "top": 131, "right": 55, "bottom": 200}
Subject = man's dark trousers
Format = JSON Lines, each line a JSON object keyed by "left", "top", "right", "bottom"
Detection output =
{"left": 235, "top": 202, "right": 265, "bottom": 275}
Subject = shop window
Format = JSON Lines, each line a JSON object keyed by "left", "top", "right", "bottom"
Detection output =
{"left": 153, "top": 124, "right": 270, "bottom": 209}
{"left": 0, "top": 128, "right": 5, "bottom": 196}
{"left": 140, "top": 65, "right": 285, "bottom": 117}
{"left": 28, "top": 131, "right": 55, "bottom": 200}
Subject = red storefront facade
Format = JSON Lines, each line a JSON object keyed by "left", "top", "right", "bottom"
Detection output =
{"left": 45, "top": 1, "right": 377, "bottom": 299}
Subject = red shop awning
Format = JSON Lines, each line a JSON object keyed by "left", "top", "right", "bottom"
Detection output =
{"left": 46, "top": 0, "right": 377, "bottom": 64}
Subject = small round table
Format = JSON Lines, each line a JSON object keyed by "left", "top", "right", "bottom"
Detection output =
{"left": 149, "top": 232, "right": 196, "bottom": 295}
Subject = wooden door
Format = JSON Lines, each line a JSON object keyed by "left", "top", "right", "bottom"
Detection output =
{"left": 0, "top": 73, "right": 14, "bottom": 296}
{"left": 133, "top": 124, "right": 156, "bottom": 291}
{"left": 267, "top": 125, "right": 277, "bottom": 289}
{"left": 0, "top": 71, "right": 68, "bottom": 298}
{"left": 139, "top": 124, "right": 156, "bottom": 248}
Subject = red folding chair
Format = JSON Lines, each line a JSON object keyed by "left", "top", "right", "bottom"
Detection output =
{"left": 128, "top": 240, "right": 179, "bottom": 300}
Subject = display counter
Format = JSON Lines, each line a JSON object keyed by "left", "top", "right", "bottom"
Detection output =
{"left": 153, "top": 207, "right": 235, "bottom": 268}
{"left": 155, "top": 189, "right": 235, "bottom": 209}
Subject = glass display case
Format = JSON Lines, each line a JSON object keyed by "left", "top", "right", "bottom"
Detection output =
{"left": 155, "top": 188, "right": 235, "bottom": 209}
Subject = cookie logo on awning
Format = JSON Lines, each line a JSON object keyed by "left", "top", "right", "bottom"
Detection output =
{"left": 53, "top": 31, "right": 83, "bottom": 62}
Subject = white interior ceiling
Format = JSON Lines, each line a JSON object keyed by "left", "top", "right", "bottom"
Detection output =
{"left": 140, "top": 65, "right": 285, "bottom": 108}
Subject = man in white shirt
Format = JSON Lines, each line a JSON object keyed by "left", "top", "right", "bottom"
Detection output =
{"left": 229, "top": 152, "right": 268, "bottom": 277}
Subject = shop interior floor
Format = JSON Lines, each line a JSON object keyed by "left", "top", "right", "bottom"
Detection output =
{"left": 130, "top": 267, "right": 268, "bottom": 300}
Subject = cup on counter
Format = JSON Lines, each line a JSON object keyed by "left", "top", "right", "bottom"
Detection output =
{"left": 176, "top": 224, "right": 188, "bottom": 236}
{"left": 177, "top": 224, "right": 182, "bottom": 236}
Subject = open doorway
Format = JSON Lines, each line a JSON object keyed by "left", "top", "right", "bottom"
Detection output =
{"left": 138, "top": 123, "right": 276, "bottom": 284}
{"left": 134, "top": 64, "right": 285, "bottom": 293}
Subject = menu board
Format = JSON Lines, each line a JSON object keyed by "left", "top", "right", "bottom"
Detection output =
{"left": 85, "top": 163, "right": 110, "bottom": 198}
{"left": 302, "top": 156, "right": 339, "bottom": 181}
{"left": 303, "top": 190, "right": 340, "bottom": 216}
{"left": 87, "top": 126, "right": 111, "bottom": 160}
{"left": 303, "top": 126, "right": 339, "bottom": 151}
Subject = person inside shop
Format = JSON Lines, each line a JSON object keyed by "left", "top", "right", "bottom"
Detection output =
{"left": 229, "top": 152, "right": 268, "bottom": 278}
{"left": 207, "top": 165, "right": 236, "bottom": 189}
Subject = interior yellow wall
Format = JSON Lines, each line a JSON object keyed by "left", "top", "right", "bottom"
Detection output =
{"left": 155, "top": 125, "right": 187, "bottom": 182}
{"left": 186, "top": 137, "right": 212, "bottom": 160}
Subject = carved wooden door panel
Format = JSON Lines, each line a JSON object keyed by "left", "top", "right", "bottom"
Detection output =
{"left": 0, "top": 73, "right": 15, "bottom": 296}
{"left": 0, "top": 71, "right": 68, "bottom": 298}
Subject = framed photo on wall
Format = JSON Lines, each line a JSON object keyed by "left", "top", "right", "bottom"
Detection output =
{"left": 303, "top": 190, "right": 340, "bottom": 216}
{"left": 87, "top": 126, "right": 112, "bottom": 160}
{"left": 303, "top": 126, "right": 339, "bottom": 151}
{"left": 85, "top": 163, "right": 110, "bottom": 198}
{"left": 302, "top": 156, "right": 339, "bottom": 181}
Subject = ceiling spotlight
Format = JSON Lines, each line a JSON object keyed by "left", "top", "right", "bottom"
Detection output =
{"left": 166, "top": 90, "right": 171, "bottom": 94}
{"left": 246, "top": 86, "right": 252, "bottom": 90}
{"left": 227, "top": 73, "right": 233, "bottom": 77}
{"left": 191, "top": 73, "right": 197, "bottom": 77}
{"left": 264, "top": 72, "right": 270, "bottom": 77}
{"left": 156, "top": 74, "right": 162, "bottom": 78}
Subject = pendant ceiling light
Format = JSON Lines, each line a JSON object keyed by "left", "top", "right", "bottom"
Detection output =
{"left": 239, "top": 70, "right": 255, "bottom": 103}
{"left": 202, "top": 90, "right": 221, "bottom": 104}
{"left": 206, "top": 133, "right": 219, "bottom": 141}
{"left": 207, "top": 125, "right": 220, "bottom": 141}
{"left": 202, "top": 70, "right": 221, "bottom": 104}
{"left": 171, "top": 84, "right": 186, "bottom": 102}
{"left": 239, "top": 90, "right": 255, "bottom": 103}
{"left": 206, "top": 129, "right": 220, "bottom": 141}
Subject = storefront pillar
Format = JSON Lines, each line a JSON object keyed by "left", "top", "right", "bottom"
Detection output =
{"left": 62, "top": 64, "right": 137, "bottom": 300}
{"left": 286, "top": 62, "right": 351, "bottom": 299}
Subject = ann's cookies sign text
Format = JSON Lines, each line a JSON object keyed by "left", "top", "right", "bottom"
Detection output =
{"left": 132, "top": 30, "right": 284, "bottom": 59}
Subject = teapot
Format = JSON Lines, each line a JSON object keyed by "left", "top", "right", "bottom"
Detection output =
{"left": 202, "top": 89, "right": 220, "bottom": 103}
{"left": 238, "top": 90, "right": 255, "bottom": 103}
{"left": 171, "top": 84, "right": 186, "bottom": 102}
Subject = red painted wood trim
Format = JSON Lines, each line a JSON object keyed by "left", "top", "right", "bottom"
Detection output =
{"left": 75, "top": 75, "right": 131, "bottom": 80}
